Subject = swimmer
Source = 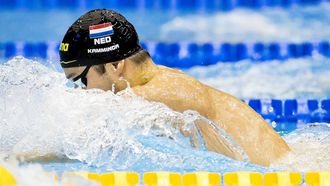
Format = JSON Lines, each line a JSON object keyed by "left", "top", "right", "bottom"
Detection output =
{"left": 58, "top": 9, "right": 290, "bottom": 166}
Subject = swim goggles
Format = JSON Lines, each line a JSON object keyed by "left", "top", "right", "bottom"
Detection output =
{"left": 71, "top": 65, "right": 91, "bottom": 87}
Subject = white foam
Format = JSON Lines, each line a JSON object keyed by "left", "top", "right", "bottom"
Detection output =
{"left": 271, "top": 124, "right": 330, "bottom": 172}
{"left": 0, "top": 157, "right": 100, "bottom": 186}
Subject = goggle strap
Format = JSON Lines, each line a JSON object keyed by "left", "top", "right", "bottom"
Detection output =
{"left": 72, "top": 65, "right": 91, "bottom": 82}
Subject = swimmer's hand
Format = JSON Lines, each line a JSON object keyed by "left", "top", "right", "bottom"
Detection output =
{"left": 176, "top": 118, "right": 245, "bottom": 161}
{"left": 195, "top": 119, "right": 245, "bottom": 161}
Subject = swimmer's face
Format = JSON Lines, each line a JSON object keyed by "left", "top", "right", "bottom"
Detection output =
{"left": 63, "top": 64, "right": 122, "bottom": 91}
{"left": 63, "top": 66, "right": 85, "bottom": 82}
{"left": 64, "top": 66, "right": 87, "bottom": 87}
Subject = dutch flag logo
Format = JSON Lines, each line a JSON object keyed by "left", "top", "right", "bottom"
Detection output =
{"left": 89, "top": 23, "right": 114, "bottom": 39}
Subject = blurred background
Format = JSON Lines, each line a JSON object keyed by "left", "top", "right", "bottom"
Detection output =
{"left": 0, "top": 0, "right": 329, "bottom": 120}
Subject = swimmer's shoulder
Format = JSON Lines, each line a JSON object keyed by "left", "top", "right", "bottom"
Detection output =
{"left": 157, "top": 65, "right": 185, "bottom": 74}
{"left": 157, "top": 65, "right": 202, "bottom": 83}
{"left": 133, "top": 65, "right": 205, "bottom": 95}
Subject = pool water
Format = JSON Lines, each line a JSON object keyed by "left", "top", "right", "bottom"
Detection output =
{"left": 0, "top": 3, "right": 329, "bottom": 42}
{"left": 0, "top": 2, "right": 329, "bottom": 185}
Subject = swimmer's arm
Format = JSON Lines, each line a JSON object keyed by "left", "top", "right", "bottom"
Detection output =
{"left": 207, "top": 86, "right": 290, "bottom": 166}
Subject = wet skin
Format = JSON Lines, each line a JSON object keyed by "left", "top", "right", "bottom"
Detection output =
{"left": 132, "top": 66, "right": 290, "bottom": 166}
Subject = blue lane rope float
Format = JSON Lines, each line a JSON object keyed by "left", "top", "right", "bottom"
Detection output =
{"left": 246, "top": 99, "right": 330, "bottom": 125}
{"left": 0, "top": 41, "right": 329, "bottom": 68}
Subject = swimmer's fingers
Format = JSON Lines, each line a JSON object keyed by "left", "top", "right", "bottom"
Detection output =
{"left": 195, "top": 120, "right": 244, "bottom": 161}
{"left": 169, "top": 118, "right": 190, "bottom": 136}
{"left": 172, "top": 118, "right": 201, "bottom": 148}
{"left": 181, "top": 125, "right": 201, "bottom": 148}
{"left": 189, "top": 129, "right": 201, "bottom": 148}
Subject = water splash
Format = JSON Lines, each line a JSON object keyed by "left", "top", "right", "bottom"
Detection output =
{"left": 0, "top": 57, "right": 265, "bottom": 174}
{"left": 0, "top": 157, "right": 99, "bottom": 186}
{"left": 271, "top": 123, "right": 330, "bottom": 172}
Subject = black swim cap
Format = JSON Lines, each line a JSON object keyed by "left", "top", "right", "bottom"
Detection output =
{"left": 59, "top": 9, "right": 142, "bottom": 68}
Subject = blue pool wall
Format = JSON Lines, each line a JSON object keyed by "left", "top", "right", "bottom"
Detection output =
{"left": 0, "top": 0, "right": 328, "bottom": 11}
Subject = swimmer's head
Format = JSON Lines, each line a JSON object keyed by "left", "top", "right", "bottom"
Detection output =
{"left": 59, "top": 9, "right": 142, "bottom": 69}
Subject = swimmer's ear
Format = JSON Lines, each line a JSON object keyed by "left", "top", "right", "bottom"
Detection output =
{"left": 104, "top": 60, "right": 124, "bottom": 77}
{"left": 115, "top": 60, "right": 125, "bottom": 75}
